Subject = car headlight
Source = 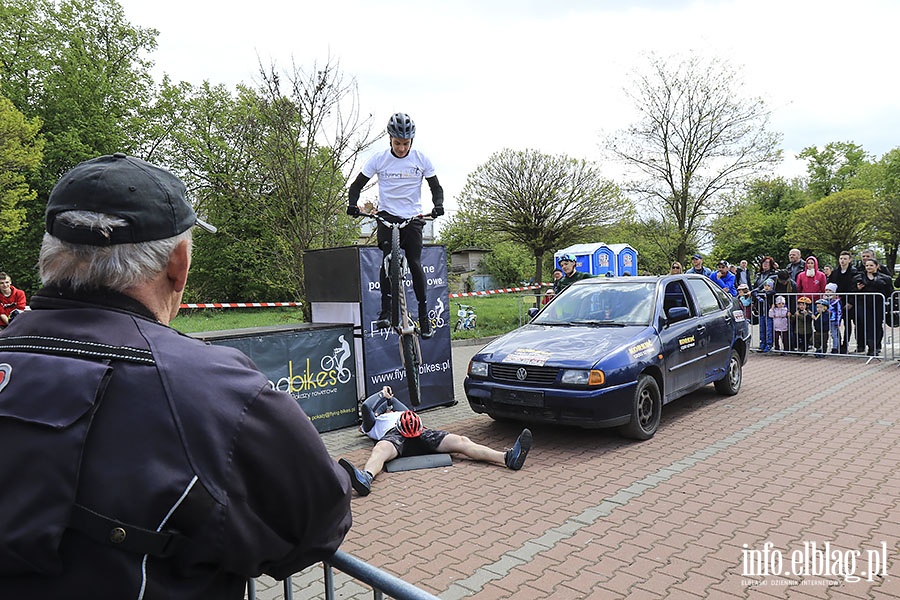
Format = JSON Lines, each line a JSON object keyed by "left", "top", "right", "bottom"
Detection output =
{"left": 469, "top": 360, "right": 489, "bottom": 377}
{"left": 560, "top": 369, "right": 605, "bottom": 386}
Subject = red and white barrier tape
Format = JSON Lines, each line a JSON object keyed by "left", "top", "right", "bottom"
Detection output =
{"left": 180, "top": 302, "right": 301, "bottom": 309}
{"left": 182, "top": 285, "right": 552, "bottom": 307}
{"left": 449, "top": 284, "right": 549, "bottom": 298}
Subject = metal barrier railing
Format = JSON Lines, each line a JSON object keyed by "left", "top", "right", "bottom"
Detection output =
{"left": 247, "top": 550, "right": 440, "bottom": 600}
{"left": 746, "top": 290, "right": 898, "bottom": 363}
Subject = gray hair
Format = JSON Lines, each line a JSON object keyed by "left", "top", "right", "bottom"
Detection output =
{"left": 40, "top": 211, "right": 192, "bottom": 292}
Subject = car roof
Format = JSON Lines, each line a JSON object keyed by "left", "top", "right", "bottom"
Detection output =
{"left": 571, "top": 274, "right": 708, "bottom": 286}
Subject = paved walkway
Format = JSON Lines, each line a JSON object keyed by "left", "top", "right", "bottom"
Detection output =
{"left": 252, "top": 342, "right": 900, "bottom": 599}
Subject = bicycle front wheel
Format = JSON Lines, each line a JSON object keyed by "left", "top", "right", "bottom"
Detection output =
{"left": 390, "top": 227, "right": 402, "bottom": 327}
{"left": 400, "top": 332, "right": 422, "bottom": 406}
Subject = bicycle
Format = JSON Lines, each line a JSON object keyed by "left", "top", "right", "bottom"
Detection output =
{"left": 455, "top": 303, "right": 477, "bottom": 331}
{"left": 362, "top": 212, "right": 426, "bottom": 406}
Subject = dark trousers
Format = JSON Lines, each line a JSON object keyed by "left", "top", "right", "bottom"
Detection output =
{"left": 377, "top": 215, "right": 426, "bottom": 312}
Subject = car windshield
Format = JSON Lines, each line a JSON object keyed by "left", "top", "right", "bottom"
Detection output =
{"left": 534, "top": 282, "right": 656, "bottom": 326}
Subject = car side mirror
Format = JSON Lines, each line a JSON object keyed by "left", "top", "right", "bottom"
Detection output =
{"left": 666, "top": 306, "right": 690, "bottom": 324}
{"left": 527, "top": 307, "right": 539, "bottom": 320}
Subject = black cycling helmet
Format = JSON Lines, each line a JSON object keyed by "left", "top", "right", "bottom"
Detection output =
{"left": 387, "top": 112, "right": 416, "bottom": 139}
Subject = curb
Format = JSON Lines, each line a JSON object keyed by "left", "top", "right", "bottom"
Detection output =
{"left": 451, "top": 336, "right": 500, "bottom": 348}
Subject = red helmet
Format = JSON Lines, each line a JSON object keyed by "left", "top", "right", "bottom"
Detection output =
{"left": 397, "top": 410, "right": 423, "bottom": 438}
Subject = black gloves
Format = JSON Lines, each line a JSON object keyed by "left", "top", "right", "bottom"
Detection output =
{"left": 431, "top": 205, "right": 444, "bottom": 218}
{"left": 347, "top": 204, "right": 360, "bottom": 217}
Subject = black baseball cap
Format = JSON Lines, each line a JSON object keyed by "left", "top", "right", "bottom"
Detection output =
{"left": 46, "top": 153, "right": 216, "bottom": 245}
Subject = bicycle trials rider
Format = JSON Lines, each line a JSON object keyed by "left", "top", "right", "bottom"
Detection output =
{"left": 346, "top": 112, "right": 444, "bottom": 339}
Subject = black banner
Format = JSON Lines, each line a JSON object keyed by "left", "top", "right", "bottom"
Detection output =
{"left": 207, "top": 326, "right": 358, "bottom": 432}
{"left": 359, "top": 246, "right": 454, "bottom": 409}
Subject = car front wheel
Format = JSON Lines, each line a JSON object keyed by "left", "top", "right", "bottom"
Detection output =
{"left": 620, "top": 374, "right": 661, "bottom": 440}
{"left": 714, "top": 348, "right": 742, "bottom": 396}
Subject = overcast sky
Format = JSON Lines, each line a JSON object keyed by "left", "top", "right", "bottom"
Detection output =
{"left": 118, "top": 0, "right": 900, "bottom": 215}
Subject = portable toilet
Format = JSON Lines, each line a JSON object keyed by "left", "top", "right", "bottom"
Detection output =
{"left": 608, "top": 243, "right": 638, "bottom": 276}
{"left": 591, "top": 244, "right": 615, "bottom": 277}
{"left": 555, "top": 243, "right": 600, "bottom": 275}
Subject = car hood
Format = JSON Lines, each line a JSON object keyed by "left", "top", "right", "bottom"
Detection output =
{"left": 475, "top": 324, "right": 655, "bottom": 368}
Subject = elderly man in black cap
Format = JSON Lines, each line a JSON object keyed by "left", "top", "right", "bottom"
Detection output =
{"left": 0, "top": 154, "right": 351, "bottom": 599}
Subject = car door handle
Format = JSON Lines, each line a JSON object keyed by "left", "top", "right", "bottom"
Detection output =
{"left": 696, "top": 325, "right": 706, "bottom": 334}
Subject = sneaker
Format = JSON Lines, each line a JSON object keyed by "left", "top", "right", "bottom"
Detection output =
{"left": 338, "top": 458, "right": 372, "bottom": 496}
{"left": 419, "top": 313, "right": 433, "bottom": 339}
{"left": 505, "top": 428, "right": 532, "bottom": 470}
{"left": 374, "top": 310, "right": 391, "bottom": 330}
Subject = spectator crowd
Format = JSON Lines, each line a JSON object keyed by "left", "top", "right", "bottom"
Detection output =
{"left": 683, "top": 249, "right": 898, "bottom": 358}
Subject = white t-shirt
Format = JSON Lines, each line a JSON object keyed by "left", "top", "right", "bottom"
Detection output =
{"left": 362, "top": 148, "right": 436, "bottom": 218}
{"left": 367, "top": 411, "right": 403, "bottom": 441}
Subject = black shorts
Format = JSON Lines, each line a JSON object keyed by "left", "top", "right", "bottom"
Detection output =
{"left": 380, "top": 428, "right": 449, "bottom": 457}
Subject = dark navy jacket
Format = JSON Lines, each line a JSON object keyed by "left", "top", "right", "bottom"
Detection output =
{"left": 0, "top": 287, "right": 351, "bottom": 599}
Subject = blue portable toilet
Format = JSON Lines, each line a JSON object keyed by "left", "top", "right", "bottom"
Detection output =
{"left": 555, "top": 244, "right": 599, "bottom": 275}
{"left": 608, "top": 243, "right": 638, "bottom": 276}
{"left": 591, "top": 245, "right": 615, "bottom": 276}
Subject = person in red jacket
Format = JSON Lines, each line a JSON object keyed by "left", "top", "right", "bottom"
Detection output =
{"left": 795, "top": 256, "right": 827, "bottom": 302}
{"left": 0, "top": 273, "right": 26, "bottom": 327}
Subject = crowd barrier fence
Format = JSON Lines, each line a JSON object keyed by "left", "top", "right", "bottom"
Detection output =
{"left": 745, "top": 290, "right": 899, "bottom": 363}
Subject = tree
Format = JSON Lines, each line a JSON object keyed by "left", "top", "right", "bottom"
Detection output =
{"left": 798, "top": 141, "right": 869, "bottom": 200}
{"left": 853, "top": 148, "right": 900, "bottom": 272}
{"left": 436, "top": 208, "right": 495, "bottom": 253}
{"left": 142, "top": 78, "right": 288, "bottom": 302}
{"left": 786, "top": 189, "right": 875, "bottom": 261}
{"left": 709, "top": 177, "right": 807, "bottom": 268}
{"left": 457, "top": 148, "right": 622, "bottom": 284}
{"left": 248, "top": 58, "right": 379, "bottom": 316}
{"left": 606, "top": 52, "right": 783, "bottom": 265}
{"left": 0, "top": 0, "right": 158, "bottom": 293}
{"left": 0, "top": 95, "right": 43, "bottom": 239}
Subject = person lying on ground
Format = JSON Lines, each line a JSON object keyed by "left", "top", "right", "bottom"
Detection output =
{"left": 338, "top": 386, "right": 532, "bottom": 496}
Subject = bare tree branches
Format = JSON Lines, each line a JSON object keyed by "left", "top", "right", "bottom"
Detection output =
{"left": 606, "top": 52, "right": 782, "bottom": 263}
{"left": 458, "top": 148, "right": 622, "bottom": 282}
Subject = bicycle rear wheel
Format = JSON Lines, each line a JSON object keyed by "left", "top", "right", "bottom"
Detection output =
{"left": 399, "top": 331, "right": 422, "bottom": 406}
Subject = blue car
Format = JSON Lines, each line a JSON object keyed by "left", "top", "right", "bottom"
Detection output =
{"left": 464, "top": 274, "right": 751, "bottom": 439}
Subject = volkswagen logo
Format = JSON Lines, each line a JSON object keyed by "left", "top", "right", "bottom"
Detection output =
{"left": 516, "top": 367, "right": 528, "bottom": 381}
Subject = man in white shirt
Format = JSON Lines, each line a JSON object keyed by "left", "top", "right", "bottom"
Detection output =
{"left": 347, "top": 113, "right": 444, "bottom": 338}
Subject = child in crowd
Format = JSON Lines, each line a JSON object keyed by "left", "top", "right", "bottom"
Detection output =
{"left": 753, "top": 278, "right": 776, "bottom": 352}
{"left": 768, "top": 295, "right": 790, "bottom": 354}
{"left": 811, "top": 299, "right": 831, "bottom": 357}
{"left": 792, "top": 296, "right": 814, "bottom": 352}
{"left": 737, "top": 283, "right": 752, "bottom": 321}
{"left": 773, "top": 269, "right": 798, "bottom": 348}
{"left": 824, "top": 282, "right": 843, "bottom": 354}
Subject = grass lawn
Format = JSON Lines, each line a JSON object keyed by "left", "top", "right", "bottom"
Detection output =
{"left": 170, "top": 292, "right": 543, "bottom": 338}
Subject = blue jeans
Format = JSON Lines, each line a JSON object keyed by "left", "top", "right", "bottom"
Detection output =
{"left": 758, "top": 313, "right": 773, "bottom": 350}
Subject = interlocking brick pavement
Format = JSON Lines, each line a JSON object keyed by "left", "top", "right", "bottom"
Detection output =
{"left": 252, "top": 342, "right": 900, "bottom": 599}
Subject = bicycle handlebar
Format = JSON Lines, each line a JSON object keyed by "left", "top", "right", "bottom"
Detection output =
{"left": 360, "top": 211, "right": 434, "bottom": 228}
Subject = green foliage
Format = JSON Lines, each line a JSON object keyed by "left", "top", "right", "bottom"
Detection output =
{"left": 0, "top": 0, "right": 158, "bottom": 294}
{"left": 798, "top": 141, "right": 870, "bottom": 200}
{"left": 710, "top": 177, "right": 807, "bottom": 268}
{"left": 436, "top": 208, "right": 495, "bottom": 252}
{"left": 0, "top": 95, "right": 43, "bottom": 239}
{"left": 602, "top": 213, "right": 684, "bottom": 274}
{"left": 786, "top": 189, "right": 876, "bottom": 262}
{"left": 851, "top": 147, "right": 900, "bottom": 271}
{"left": 478, "top": 241, "right": 534, "bottom": 286}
